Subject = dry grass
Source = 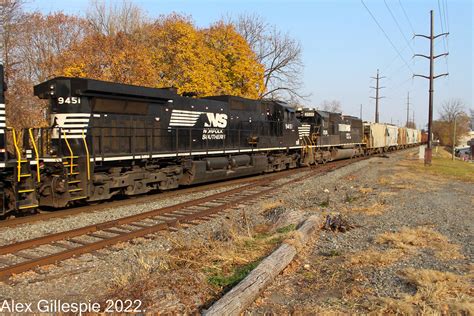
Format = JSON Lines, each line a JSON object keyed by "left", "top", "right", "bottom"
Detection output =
{"left": 378, "top": 176, "right": 392, "bottom": 186}
{"left": 358, "top": 187, "right": 373, "bottom": 194}
{"left": 349, "top": 202, "right": 385, "bottom": 215}
{"left": 380, "top": 268, "right": 474, "bottom": 314}
{"left": 101, "top": 215, "right": 298, "bottom": 312}
{"left": 376, "top": 226, "right": 464, "bottom": 260}
{"left": 348, "top": 248, "right": 405, "bottom": 267}
{"left": 258, "top": 200, "right": 284, "bottom": 213}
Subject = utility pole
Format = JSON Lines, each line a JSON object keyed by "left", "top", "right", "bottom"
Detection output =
{"left": 360, "top": 104, "right": 363, "bottom": 120}
{"left": 452, "top": 116, "right": 457, "bottom": 160}
{"left": 370, "top": 69, "right": 385, "bottom": 123}
{"left": 406, "top": 92, "right": 410, "bottom": 127}
{"left": 413, "top": 10, "right": 449, "bottom": 166}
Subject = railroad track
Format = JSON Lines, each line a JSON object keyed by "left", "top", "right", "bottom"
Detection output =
{"left": 0, "top": 156, "right": 364, "bottom": 280}
{"left": 1, "top": 165, "right": 322, "bottom": 229}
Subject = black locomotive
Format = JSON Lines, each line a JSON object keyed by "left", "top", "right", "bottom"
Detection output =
{"left": 1, "top": 74, "right": 369, "bottom": 215}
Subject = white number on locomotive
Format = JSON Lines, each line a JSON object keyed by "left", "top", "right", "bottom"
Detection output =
{"left": 58, "top": 97, "right": 81, "bottom": 104}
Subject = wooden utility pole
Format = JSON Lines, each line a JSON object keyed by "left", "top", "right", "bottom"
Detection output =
{"left": 413, "top": 10, "right": 449, "bottom": 166}
{"left": 370, "top": 69, "right": 385, "bottom": 123}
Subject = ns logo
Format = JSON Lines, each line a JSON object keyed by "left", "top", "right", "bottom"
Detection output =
{"left": 204, "top": 113, "right": 228, "bottom": 128}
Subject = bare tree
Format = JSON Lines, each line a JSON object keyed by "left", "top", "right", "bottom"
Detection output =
{"left": 439, "top": 99, "right": 465, "bottom": 122}
{"left": 0, "top": 0, "right": 24, "bottom": 84}
{"left": 320, "top": 100, "right": 342, "bottom": 113}
{"left": 232, "top": 13, "right": 306, "bottom": 102}
{"left": 433, "top": 99, "right": 470, "bottom": 147}
{"left": 16, "top": 12, "right": 86, "bottom": 82}
{"left": 87, "top": 0, "right": 146, "bottom": 36}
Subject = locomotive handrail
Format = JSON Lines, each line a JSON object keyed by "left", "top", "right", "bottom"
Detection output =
{"left": 28, "top": 128, "right": 41, "bottom": 183}
{"left": 62, "top": 130, "right": 75, "bottom": 175}
{"left": 10, "top": 128, "right": 23, "bottom": 182}
{"left": 81, "top": 130, "right": 91, "bottom": 181}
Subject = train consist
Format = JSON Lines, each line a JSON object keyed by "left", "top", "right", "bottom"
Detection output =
{"left": 0, "top": 67, "right": 424, "bottom": 216}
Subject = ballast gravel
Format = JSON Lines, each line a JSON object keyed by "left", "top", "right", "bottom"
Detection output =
{"left": 1, "top": 149, "right": 468, "bottom": 314}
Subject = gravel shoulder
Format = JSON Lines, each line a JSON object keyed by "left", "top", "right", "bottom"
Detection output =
{"left": 246, "top": 150, "right": 473, "bottom": 314}
{"left": 1, "top": 149, "right": 470, "bottom": 314}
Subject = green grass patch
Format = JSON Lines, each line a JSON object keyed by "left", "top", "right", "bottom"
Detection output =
{"left": 208, "top": 261, "right": 260, "bottom": 288}
{"left": 415, "top": 156, "right": 474, "bottom": 182}
{"left": 276, "top": 224, "right": 297, "bottom": 234}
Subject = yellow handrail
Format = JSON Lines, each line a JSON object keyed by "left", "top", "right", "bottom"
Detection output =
{"left": 11, "top": 128, "right": 22, "bottom": 182}
{"left": 28, "top": 128, "right": 41, "bottom": 183}
{"left": 62, "top": 130, "right": 74, "bottom": 175}
{"left": 81, "top": 130, "right": 90, "bottom": 181}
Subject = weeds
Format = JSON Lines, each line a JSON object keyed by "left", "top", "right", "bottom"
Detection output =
{"left": 276, "top": 224, "right": 296, "bottom": 234}
{"left": 348, "top": 248, "right": 404, "bottom": 267}
{"left": 319, "top": 196, "right": 330, "bottom": 207}
{"left": 349, "top": 202, "right": 385, "bottom": 215}
{"left": 379, "top": 268, "right": 474, "bottom": 314}
{"left": 207, "top": 261, "right": 260, "bottom": 288}
{"left": 376, "top": 226, "right": 464, "bottom": 260}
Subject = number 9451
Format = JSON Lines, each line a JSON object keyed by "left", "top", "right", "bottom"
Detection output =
{"left": 57, "top": 97, "right": 81, "bottom": 104}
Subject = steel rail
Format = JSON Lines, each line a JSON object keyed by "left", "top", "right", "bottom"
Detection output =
{"left": 1, "top": 166, "right": 312, "bottom": 228}
{"left": 0, "top": 156, "right": 368, "bottom": 280}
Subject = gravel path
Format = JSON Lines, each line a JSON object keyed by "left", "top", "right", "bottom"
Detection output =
{"left": 246, "top": 150, "right": 473, "bottom": 314}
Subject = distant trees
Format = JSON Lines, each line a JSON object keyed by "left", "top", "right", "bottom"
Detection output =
{"left": 232, "top": 13, "right": 305, "bottom": 102}
{"left": 432, "top": 99, "right": 470, "bottom": 147}
{"left": 320, "top": 100, "right": 342, "bottom": 113}
{"left": 1, "top": 1, "right": 275, "bottom": 130}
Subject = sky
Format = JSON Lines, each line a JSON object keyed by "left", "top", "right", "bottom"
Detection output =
{"left": 24, "top": 0, "right": 473, "bottom": 128}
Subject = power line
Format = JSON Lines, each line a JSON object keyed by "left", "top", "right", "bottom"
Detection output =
{"left": 437, "top": 0, "right": 450, "bottom": 74}
{"left": 437, "top": 0, "right": 447, "bottom": 51}
{"left": 361, "top": 0, "right": 414, "bottom": 73}
{"left": 398, "top": 0, "right": 416, "bottom": 35}
{"left": 384, "top": 0, "right": 415, "bottom": 54}
{"left": 380, "top": 40, "right": 413, "bottom": 75}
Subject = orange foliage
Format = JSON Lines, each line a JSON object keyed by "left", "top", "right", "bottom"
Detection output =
{"left": 55, "top": 14, "right": 264, "bottom": 98}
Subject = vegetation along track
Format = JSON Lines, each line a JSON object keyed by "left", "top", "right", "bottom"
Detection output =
{"left": 0, "top": 156, "right": 366, "bottom": 280}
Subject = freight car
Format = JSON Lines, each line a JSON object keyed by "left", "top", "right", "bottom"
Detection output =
{"left": 0, "top": 72, "right": 423, "bottom": 216}
{"left": 363, "top": 123, "right": 399, "bottom": 153}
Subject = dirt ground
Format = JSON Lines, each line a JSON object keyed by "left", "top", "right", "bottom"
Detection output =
{"left": 0, "top": 149, "right": 472, "bottom": 314}
{"left": 245, "top": 151, "right": 473, "bottom": 314}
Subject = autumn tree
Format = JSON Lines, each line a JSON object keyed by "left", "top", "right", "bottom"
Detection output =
{"left": 203, "top": 21, "right": 264, "bottom": 98}
{"left": 232, "top": 13, "right": 305, "bottom": 102}
{"left": 432, "top": 99, "right": 470, "bottom": 147}
{"left": 57, "top": 13, "right": 264, "bottom": 98}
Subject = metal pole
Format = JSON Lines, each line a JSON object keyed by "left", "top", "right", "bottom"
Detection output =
{"left": 413, "top": 10, "right": 449, "bottom": 165}
{"left": 425, "top": 10, "right": 434, "bottom": 165}
{"left": 375, "top": 69, "right": 379, "bottom": 123}
{"left": 452, "top": 116, "right": 456, "bottom": 160}
{"left": 360, "top": 104, "right": 362, "bottom": 120}
{"left": 370, "top": 70, "right": 385, "bottom": 123}
{"left": 406, "top": 92, "right": 410, "bottom": 127}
